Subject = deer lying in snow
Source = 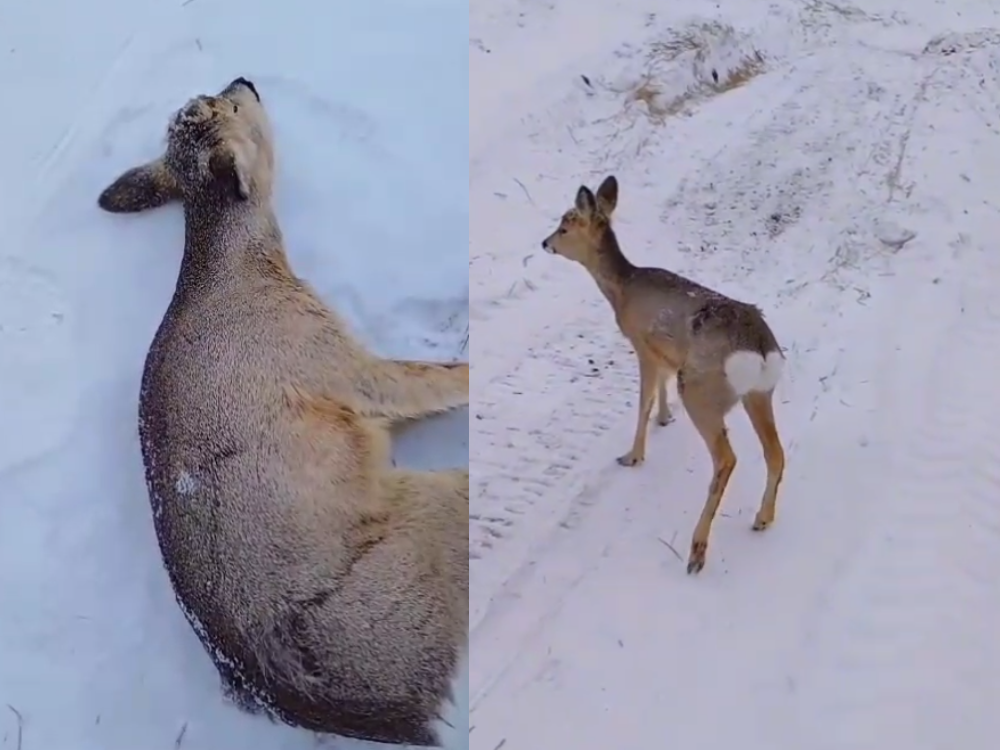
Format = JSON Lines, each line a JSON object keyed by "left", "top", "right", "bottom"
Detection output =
{"left": 98, "top": 77, "right": 468, "bottom": 746}
{"left": 541, "top": 175, "right": 785, "bottom": 574}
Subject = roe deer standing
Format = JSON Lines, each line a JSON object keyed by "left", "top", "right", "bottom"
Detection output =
{"left": 97, "top": 77, "right": 468, "bottom": 745}
{"left": 541, "top": 175, "right": 784, "bottom": 574}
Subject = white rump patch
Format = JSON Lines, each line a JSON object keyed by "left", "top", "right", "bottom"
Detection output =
{"left": 724, "top": 350, "right": 784, "bottom": 396}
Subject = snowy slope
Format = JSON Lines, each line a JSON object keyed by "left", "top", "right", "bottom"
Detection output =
{"left": 0, "top": 1, "right": 468, "bottom": 748}
{"left": 472, "top": 0, "right": 1000, "bottom": 747}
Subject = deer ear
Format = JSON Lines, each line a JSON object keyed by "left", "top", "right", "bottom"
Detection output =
{"left": 97, "top": 157, "right": 180, "bottom": 213}
{"left": 575, "top": 185, "right": 597, "bottom": 215}
{"left": 595, "top": 175, "right": 618, "bottom": 215}
{"left": 208, "top": 147, "right": 250, "bottom": 201}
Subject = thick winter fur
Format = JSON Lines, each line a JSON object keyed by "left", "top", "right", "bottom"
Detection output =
{"left": 542, "top": 175, "right": 785, "bottom": 574}
{"left": 98, "top": 78, "right": 468, "bottom": 745}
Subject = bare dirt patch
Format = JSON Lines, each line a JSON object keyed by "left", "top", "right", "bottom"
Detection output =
{"left": 605, "top": 21, "right": 767, "bottom": 124}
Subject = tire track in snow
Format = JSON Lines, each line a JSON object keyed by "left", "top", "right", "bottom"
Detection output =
{"left": 767, "top": 44, "right": 1000, "bottom": 747}
{"left": 471, "top": 310, "right": 641, "bottom": 626}
{"left": 780, "top": 230, "right": 1000, "bottom": 748}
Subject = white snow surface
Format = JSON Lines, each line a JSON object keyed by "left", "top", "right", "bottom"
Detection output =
{"left": 0, "top": 0, "right": 467, "bottom": 748}
{"left": 472, "top": 0, "right": 1000, "bottom": 747}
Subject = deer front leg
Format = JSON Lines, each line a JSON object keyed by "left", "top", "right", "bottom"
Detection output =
{"left": 618, "top": 353, "right": 658, "bottom": 467}
{"left": 353, "top": 357, "right": 468, "bottom": 422}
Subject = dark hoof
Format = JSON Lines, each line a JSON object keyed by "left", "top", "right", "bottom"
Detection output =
{"left": 687, "top": 541, "right": 707, "bottom": 574}
{"left": 752, "top": 515, "right": 773, "bottom": 532}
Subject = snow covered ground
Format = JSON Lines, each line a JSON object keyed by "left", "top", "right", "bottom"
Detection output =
{"left": 471, "top": 0, "right": 1000, "bottom": 747}
{"left": 0, "top": 1, "right": 467, "bottom": 748}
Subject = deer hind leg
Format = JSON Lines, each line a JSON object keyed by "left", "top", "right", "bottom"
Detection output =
{"left": 379, "top": 467, "right": 468, "bottom": 604}
{"left": 742, "top": 389, "right": 785, "bottom": 531}
{"left": 353, "top": 358, "right": 468, "bottom": 423}
{"left": 618, "top": 351, "right": 659, "bottom": 467}
{"left": 678, "top": 370, "right": 739, "bottom": 574}
{"left": 381, "top": 467, "right": 469, "bottom": 514}
{"left": 655, "top": 370, "right": 674, "bottom": 426}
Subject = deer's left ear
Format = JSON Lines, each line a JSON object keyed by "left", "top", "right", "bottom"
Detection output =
{"left": 97, "top": 157, "right": 181, "bottom": 213}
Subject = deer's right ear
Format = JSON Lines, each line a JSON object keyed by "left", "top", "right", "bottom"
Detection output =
{"left": 575, "top": 185, "right": 597, "bottom": 216}
{"left": 208, "top": 146, "right": 251, "bottom": 202}
{"left": 98, "top": 157, "right": 180, "bottom": 213}
{"left": 596, "top": 175, "right": 618, "bottom": 215}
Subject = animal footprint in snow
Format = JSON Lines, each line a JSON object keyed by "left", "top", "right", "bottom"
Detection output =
{"left": 875, "top": 218, "right": 916, "bottom": 250}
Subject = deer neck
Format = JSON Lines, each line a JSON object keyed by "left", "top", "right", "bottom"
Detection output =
{"left": 583, "top": 225, "right": 634, "bottom": 312}
{"left": 178, "top": 194, "right": 284, "bottom": 296}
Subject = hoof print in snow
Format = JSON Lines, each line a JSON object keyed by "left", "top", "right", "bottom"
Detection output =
{"left": 764, "top": 206, "right": 802, "bottom": 238}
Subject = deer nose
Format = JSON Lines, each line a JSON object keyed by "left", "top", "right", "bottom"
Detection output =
{"left": 231, "top": 77, "right": 260, "bottom": 101}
